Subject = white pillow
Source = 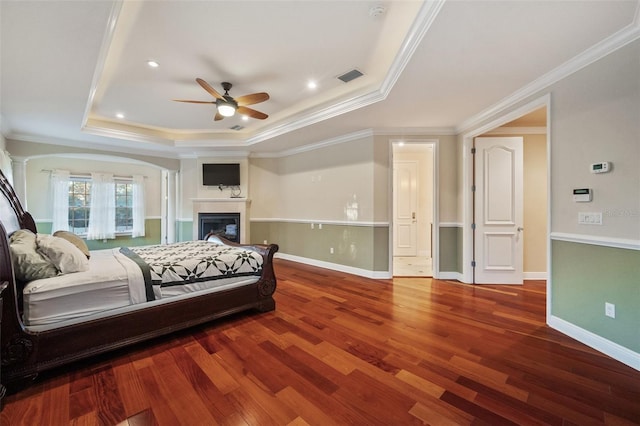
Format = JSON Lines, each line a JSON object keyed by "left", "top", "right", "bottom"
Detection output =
{"left": 36, "top": 234, "right": 90, "bottom": 274}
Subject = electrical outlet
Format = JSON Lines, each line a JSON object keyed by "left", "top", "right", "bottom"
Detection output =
{"left": 330, "top": 247, "right": 334, "bottom": 254}
{"left": 263, "top": 240, "right": 268, "bottom": 244}
{"left": 605, "top": 302, "right": 616, "bottom": 318}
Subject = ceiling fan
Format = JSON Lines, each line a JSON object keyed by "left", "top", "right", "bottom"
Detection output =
{"left": 174, "top": 78, "right": 269, "bottom": 121}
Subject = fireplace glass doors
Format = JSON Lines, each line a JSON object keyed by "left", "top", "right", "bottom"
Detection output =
{"left": 198, "top": 213, "right": 240, "bottom": 243}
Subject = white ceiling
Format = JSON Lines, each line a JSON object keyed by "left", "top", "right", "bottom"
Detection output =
{"left": 1, "top": 1, "right": 638, "bottom": 159}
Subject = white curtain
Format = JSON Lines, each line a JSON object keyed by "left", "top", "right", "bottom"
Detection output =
{"left": 0, "top": 150, "right": 13, "bottom": 185}
{"left": 51, "top": 169, "right": 70, "bottom": 232}
{"left": 132, "top": 174, "right": 146, "bottom": 237}
{"left": 87, "top": 172, "right": 115, "bottom": 240}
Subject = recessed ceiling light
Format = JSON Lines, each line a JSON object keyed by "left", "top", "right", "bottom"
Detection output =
{"left": 307, "top": 80, "right": 317, "bottom": 90}
{"left": 146, "top": 60, "right": 159, "bottom": 68}
{"left": 116, "top": 113, "right": 125, "bottom": 119}
{"left": 242, "top": 115, "right": 249, "bottom": 121}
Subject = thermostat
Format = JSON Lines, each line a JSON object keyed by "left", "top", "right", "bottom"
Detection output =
{"left": 590, "top": 162, "right": 610, "bottom": 174}
{"left": 573, "top": 188, "right": 592, "bottom": 202}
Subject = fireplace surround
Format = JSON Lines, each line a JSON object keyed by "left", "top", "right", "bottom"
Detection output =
{"left": 191, "top": 198, "right": 250, "bottom": 243}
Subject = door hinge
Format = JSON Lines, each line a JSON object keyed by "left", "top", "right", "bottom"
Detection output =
{"left": 471, "top": 147, "right": 476, "bottom": 154}
{"left": 471, "top": 223, "right": 476, "bottom": 230}
{"left": 471, "top": 260, "right": 476, "bottom": 268}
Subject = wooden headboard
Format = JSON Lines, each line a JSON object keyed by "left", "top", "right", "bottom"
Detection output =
{"left": 0, "top": 169, "right": 36, "bottom": 235}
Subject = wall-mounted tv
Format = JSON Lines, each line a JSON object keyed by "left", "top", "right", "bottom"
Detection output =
{"left": 202, "top": 163, "right": 240, "bottom": 186}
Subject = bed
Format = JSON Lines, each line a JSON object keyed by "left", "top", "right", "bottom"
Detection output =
{"left": 0, "top": 169, "right": 278, "bottom": 396}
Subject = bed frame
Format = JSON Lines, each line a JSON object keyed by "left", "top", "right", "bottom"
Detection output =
{"left": 0, "top": 169, "right": 278, "bottom": 393}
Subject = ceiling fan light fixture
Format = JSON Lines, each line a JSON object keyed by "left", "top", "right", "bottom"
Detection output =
{"left": 217, "top": 102, "right": 236, "bottom": 117}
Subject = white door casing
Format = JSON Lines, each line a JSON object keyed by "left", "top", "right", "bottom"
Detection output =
{"left": 393, "top": 160, "right": 418, "bottom": 257}
{"left": 474, "top": 137, "right": 524, "bottom": 284}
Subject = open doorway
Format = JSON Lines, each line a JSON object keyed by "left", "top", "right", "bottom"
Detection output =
{"left": 392, "top": 140, "right": 437, "bottom": 277}
{"left": 463, "top": 99, "right": 549, "bottom": 284}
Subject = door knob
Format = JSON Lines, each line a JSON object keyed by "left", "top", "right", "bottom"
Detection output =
{"left": 517, "top": 227, "right": 524, "bottom": 232}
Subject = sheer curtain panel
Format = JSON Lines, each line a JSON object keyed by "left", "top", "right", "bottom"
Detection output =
{"left": 132, "top": 175, "right": 146, "bottom": 237}
{"left": 87, "top": 173, "right": 115, "bottom": 240}
{"left": 51, "top": 170, "right": 70, "bottom": 232}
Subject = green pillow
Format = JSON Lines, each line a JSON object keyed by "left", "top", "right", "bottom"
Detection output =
{"left": 9, "top": 229, "right": 58, "bottom": 281}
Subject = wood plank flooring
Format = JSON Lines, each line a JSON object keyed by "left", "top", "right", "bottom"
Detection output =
{"left": 2, "top": 259, "right": 639, "bottom": 425}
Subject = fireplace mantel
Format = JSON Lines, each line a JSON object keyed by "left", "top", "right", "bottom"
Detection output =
{"left": 191, "top": 198, "right": 251, "bottom": 243}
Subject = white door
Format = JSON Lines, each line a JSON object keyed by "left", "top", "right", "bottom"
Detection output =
{"left": 474, "top": 137, "right": 524, "bottom": 284}
{"left": 393, "top": 161, "right": 418, "bottom": 257}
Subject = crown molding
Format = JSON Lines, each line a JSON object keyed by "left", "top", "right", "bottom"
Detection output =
{"left": 251, "top": 129, "right": 374, "bottom": 158}
{"left": 81, "top": 0, "right": 124, "bottom": 130}
{"left": 246, "top": 0, "right": 446, "bottom": 146}
{"left": 456, "top": 15, "right": 640, "bottom": 134}
{"left": 485, "top": 126, "right": 546, "bottom": 135}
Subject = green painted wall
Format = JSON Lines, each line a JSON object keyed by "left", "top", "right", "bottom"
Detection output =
{"left": 251, "top": 221, "right": 389, "bottom": 272}
{"left": 35, "top": 218, "right": 162, "bottom": 250}
{"left": 551, "top": 240, "right": 640, "bottom": 353}
{"left": 176, "top": 220, "right": 193, "bottom": 242}
{"left": 439, "top": 226, "right": 462, "bottom": 273}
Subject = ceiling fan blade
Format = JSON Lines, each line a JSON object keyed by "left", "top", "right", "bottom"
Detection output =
{"left": 235, "top": 92, "right": 270, "bottom": 107}
{"left": 196, "top": 78, "right": 224, "bottom": 100}
{"left": 173, "top": 99, "right": 216, "bottom": 104}
{"left": 214, "top": 112, "right": 225, "bottom": 121}
{"left": 237, "top": 106, "right": 268, "bottom": 120}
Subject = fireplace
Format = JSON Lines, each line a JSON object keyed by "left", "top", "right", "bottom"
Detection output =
{"left": 199, "top": 212, "right": 241, "bottom": 242}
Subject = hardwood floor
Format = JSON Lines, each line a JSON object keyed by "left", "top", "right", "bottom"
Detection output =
{"left": 2, "top": 259, "right": 639, "bottom": 425}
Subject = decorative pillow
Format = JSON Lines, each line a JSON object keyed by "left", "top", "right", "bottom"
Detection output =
{"left": 9, "top": 229, "right": 58, "bottom": 281}
{"left": 53, "top": 230, "right": 90, "bottom": 259}
{"left": 36, "top": 233, "right": 89, "bottom": 274}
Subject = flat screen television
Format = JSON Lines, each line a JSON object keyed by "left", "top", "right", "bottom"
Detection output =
{"left": 202, "top": 163, "right": 240, "bottom": 186}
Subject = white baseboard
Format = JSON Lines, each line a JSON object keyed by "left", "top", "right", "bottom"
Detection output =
{"left": 548, "top": 315, "right": 640, "bottom": 371}
{"left": 274, "top": 253, "right": 392, "bottom": 279}
{"left": 524, "top": 272, "right": 548, "bottom": 280}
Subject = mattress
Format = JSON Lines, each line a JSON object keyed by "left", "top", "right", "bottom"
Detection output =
{"left": 22, "top": 248, "right": 142, "bottom": 326}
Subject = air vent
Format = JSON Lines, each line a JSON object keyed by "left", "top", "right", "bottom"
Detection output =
{"left": 230, "top": 125, "right": 244, "bottom": 131}
{"left": 337, "top": 69, "right": 364, "bottom": 83}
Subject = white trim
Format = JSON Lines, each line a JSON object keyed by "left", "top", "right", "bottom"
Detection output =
{"left": 191, "top": 197, "right": 250, "bottom": 203}
{"left": 485, "top": 127, "right": 546, "bottom": 135}
{"left": 439, "top": 222, "right": 463, "bottom": 228}
{"left": 251, "top": 129, "right": 373, "bottom": 158}
{"left": 176, "top": 218, "right": 193, "bottom": 222}
{"left": 36, "top": 216, "right": 162, "bottom": 223}
{"left": 251, "top": 127, "right": 457, "bottom": 159}
{"left": 457, "top": 19, "right": 640, "bottom": 134}
{"left": 548, "top": 315, "right": 640, "bottom": 372}
{"left": 275, "top": 253, "right": 392, "bottom": 280}
{"left": 245, "top": 1, "right": 446, "bottom": 146}
{"left": 81, "top": 0, "right": 124, "bottom": 131}
{"left": 250, "top": 217, "right": 389, "bottom": 227}
{"left": 523, "top": 272, "right": 547, "bottom": 280}
{"left": 551, "top": 232, "right": 640, "bottom": 251}
{"left": 462, "top": 94, "right": 551, "bottom": 285}
{"left": 389, "top": 139, "right": 440, "bottom": 279}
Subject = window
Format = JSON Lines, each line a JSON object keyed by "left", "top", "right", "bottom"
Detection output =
{"left": 68, "top": 179, "right": 91, "bottom": 234}
{"left": 115, "top": 182, "right": 134, "bottom": 232}
{"left": 68, "top": 178, "right": 134, "bottom": 234}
